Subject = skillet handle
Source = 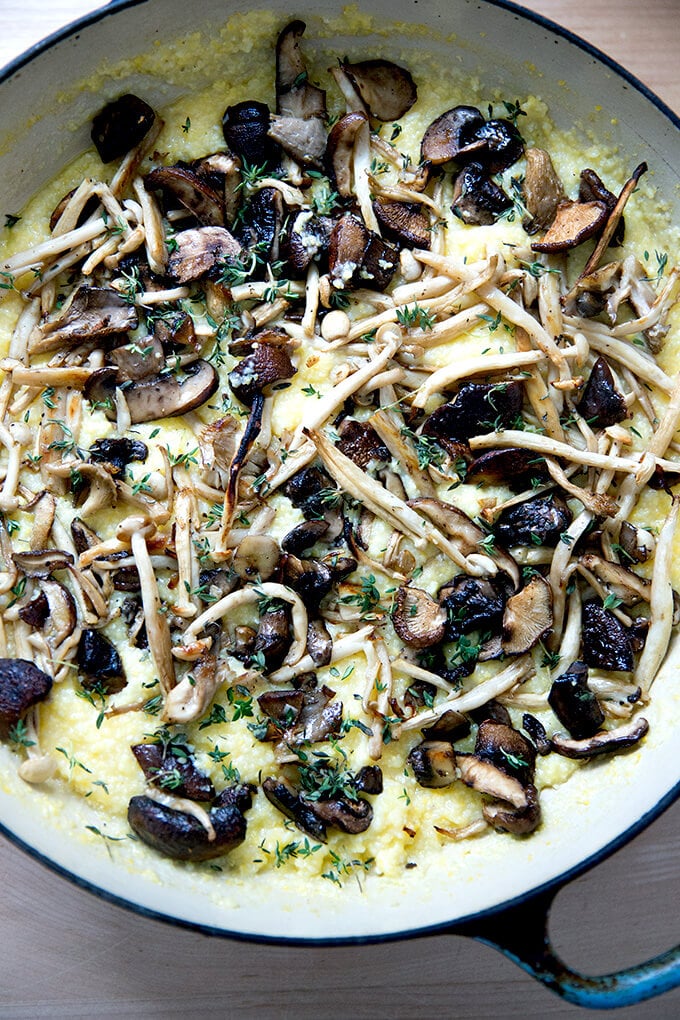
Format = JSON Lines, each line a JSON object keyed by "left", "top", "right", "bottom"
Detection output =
{"left": 451, "top": 886, "right": 680, "bottom": 1009}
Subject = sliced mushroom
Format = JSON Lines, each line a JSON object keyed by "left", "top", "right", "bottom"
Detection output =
{"left": 108, "top": 336, "right": 165, "bottom": 382}
{"left": 531, "top": 200, "right": 608, "bottom": 253}
{"left": 339, "top": 59, "right": 417, "bottom": 121}
{"left": 236, "top": 187, "right": 284, "bottom": 263}
{"left": 579, "top": 553, "right": 651, "bottom": 607}
{"left": 457, "top": 753, "right": 529, "bottom": 809}
{"left": 354, "top": 765, "right": 383, "bottom": 794}
{"left": 422, "top": 708, "right": 470, "bottom": 743}
{"left": 32, "top": 287, "right": 138, "bottom": 350}
{"left": 41, "top": 579, "right": 78, "bottom": 649}
{"left": 522, "top": 713, "right": 552, "bottom": 755}
{"left": 551, "top": 717, "right": 649, "bottom": 759}
{"left": 494, "top": 494, "right": 572, "bottom": 549}
{"left": 91, "top": 93, "right": 155, "bottom": 163}
{"left": 116, "top": 360, "right": 218, "bottom": 424}
{"left": 306, "top": 617, "right": 332, "bottom": 666}
{"left": 548, "top": 660, "right": 604, "bottom": 739}
{"left": 77, "top": 629, "right": 126, "bottom": 694}
{"left": 407, "top": 739, "right": 457, "bottom": 788}
{"left": 192, "top": 152, "right": 242, "bottom": 226}
{"left": 501, "top": 574, "right": 553, "bottom": 654}
{"left": 582, "top": 601, "right": 634, "bottom": 672}
{"left": 452, "top": 163, "right": 511, "bottom": 226}
{"left": 281, "top": 520, "right": 329, "bottom": 556}
{"left": 222, "top": 100, "right": 280, "bottom": 168}
{"left": 393, "top": 586, "right": 447, "bottom": 648}
{"left": 296, "top": 683, "right": 342, "bottom": 743}
{"left": 12, "top": 549, "right": 73, "bottom": 578}
{"left": 275, "top": 21, "right": 327, "bottom": 120}
{"left": 304, "top": 793, "right": 373, "bottom": 834}
{"left": 580, "top": 168, "right": 624, "bottom": 245}
{"left": 281, "top": 554, "right": 334, "bottom": 608}
{"left": 325, "top": 112, "right": 368, "bottom": 197}
{"left": 283, "top": 211, "right": 333, "bottom": 275}
{"left": 475, "top": 719, "right": 536, "bottom": 786}
{"left": 578, "top": 356, "right": 629, "bottom": 427}
{"left": 471, "top": 118, "right": 524, "bottom": 174}
{"left": 328, "top": 213, "right": 399, "bottom": 291}
{"left": 228, "top": 344, "right": 295, "bottom": 406}
{"left": 618, "top": 521, "right": 654, "bottom": 565}
{"left": 131, "top": 741, "right": 215, "bottom": 800}
{"left": 212, "top": 783, "right": 255, "bottom": 814}
{"left": 145, "top": 164, "right": 225, "bottom": 226}
{"left": 0, "top": 659, "right": 53, "bottom": 736}
{"left": 466, "top": 448, "right": 549, "bottom": 487}
{"left": 337, "top": 419, "right": 389, "bottom": 470}
{"left": 18, "top": 592, "right": 49, "bottom": 629}
{"left": 127, "top": 794, "right": 248, "bottom": 861}
{"left": 88, "top": 437, "right": 148, "bottom": 479}
{"left": 262, "top": 775, "right": 327, "bottom": 841}
{"left": 422, "top": 381, "right": 524, "bottom": 446}
{"left": 420, "top": 105, "right": 485, "bottom": 165}
{"left": 167, "top": 226, "right": 241, "bottom": 283}
{"left": 253, "top": 605, "right": 292, "bottom": 672}
{"left": 257, "top": 689, "right": 305, "bottom": 732}
{"left": 483, "top": 784, "right": 541, "bottom": 835}
{"left": 232, "top": 535, "right": 281, "bottom": 581}
{"left": 269, "top": 117, "right": 328, "bottom": 168}
{"left": 373, "top": 200, "right": 431, "bottom": 249}
{"left": 522, "top": 147, "right": 565, "bottom": 233}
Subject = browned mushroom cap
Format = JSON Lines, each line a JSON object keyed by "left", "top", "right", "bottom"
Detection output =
{"left": 33, "top": 287, "right": 138, "bottom": 351}
{"left": 306, "top": 617, "right": 332, "bottom": 666}
{"left": 578, "top": 356, "right": 629, "bottom": 427}
{"left": 275, "top": 21, "right": 327, "bottom": 120}
{"left": 548, "top": 660, "right": 604, "bottom": 740}
{"left": 237, "top": 186, "right": 284, "bottom": 261}
{"left": 12, "top": 549, "right": 73, "bottom": 577}
{"left": 373, "top": 200, "right": 431, "bottom": 249}
{"left": 232, "top": 535, "right": 281, "bottom": 581}
{"left": 501, "top": 574, "right": 553, "bottom": 654}
{"left": 18, "top": 593, "right": 49, "bottom": 629}
{"left": 420, "top": 105, "right": 485, "bottom": 166}
{"left": 131, "top": 741, "right": 215, "bottom": 800}
{"left": 522, "top": 713, "right": 552, "bottom": 755}
{"left": 223, "top": 101, "right": 280, "bottom": 169}
{"left": 422, "top": 381, "right": 524, "bottom": 447}
{"left": 269, "top": 117, "right": 328, "bottom": 168}
{"left": 167, "top": 226, "right": 241, "bottom": 283}
{"left": 118, "top": 360, "right": 219, "bottom": 424}
{"left": 283, "top": 211, "right": 333, "bottom": 275}
{"left": 262, "top": 775, "right": 327, "bottom": 841}
{"left": 281, "top": 554, "right": 334, "bottom": 608}
{"left": 354, "top": 765, "right": 383, "bottom": 794}
{"left": 407, "top": 739, "right": 457, "bottom": 788}
{"left": 145, "top": 164, "right": 226, "bottom": 227}
{"left": 340, "top": 59, "right": 417, "bottom": 121}
{"left": 253, "top": 605, "right": 292, "bottom": 672}
{"left": 551, "top": 717, "right": 649, "bottom": 759}
{"left": 579, "top": 553, "right": 650, "bottom": 607}
{"left": 304, "top": 794, "right": 373, "bottom": 834}
{"left": 281, "top": 519, "right": 329, "bottom": 555}
{"left": 328, "top": 213, "right": 399, "bottom": 291}
{"left": 0, "top": 659, "right": 52, "bottom": 736}
{"left": 475, "top": 719, "right": 536, "bottom": 786}
{"left": 580, "top": 168, "right": 624, "bottom": 245}
{"left": 452, "top": 163, "right": 512, "bottom": 225}
{"left": 466, "top": 448, "right": 548, "bottom": 487}
{"left": 108, "top": 336, "right": 165, "bottom": 382}
{"left": 531, "top": 200, "right": 608, "bottom": 253}
{"left": 582, "top": 601, "right": 634, "bottom": 672}
{"left": 127, "top": 795, "right": 248, "bottom": 861}
{"left": 325, "top": 112, "right": 368, "bottom": 197}
{"left": 337, "top": 419, "right": 389, "bottom": 470}
{"left": 494, "top": 494, "right": 572, "bottom": 549}
{"left": 40, "top": 580, "right": 78, "bottom": 647}
{"left": 483, "top": 784, "right": 541, "bottom": 834}
{"left": 228, "top": 344, "right": 295, "bottom": 406}
{"left": 88, "top": 438, "right": 148, "bottom": 479}
{"left": 393, "top": 587, "right": 447, "bottom": 648}
{"left": 91, "top": 93, "right": 155, "bottom": 163}
{"left": 618, "top": 521, "right": 653, "bottom": 565}
{"left": 77, "top": 629, "right": 126, "bottom": 695}
{"left": 457, "top": 753, "right": 530, "bottom": 809}
{"left": 522, "top": 147, "right": 565, "bottom": 233}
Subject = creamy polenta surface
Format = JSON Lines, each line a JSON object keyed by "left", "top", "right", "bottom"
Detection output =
{"left": 0, "top": 8, "right": 679, "bottom": 897}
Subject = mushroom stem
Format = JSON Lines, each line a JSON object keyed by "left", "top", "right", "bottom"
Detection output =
{"left": 637, "top": 496, "right": 679, "bottom": 692}
{"left": 129, "top": 526, "right": 176, "bottom": 696}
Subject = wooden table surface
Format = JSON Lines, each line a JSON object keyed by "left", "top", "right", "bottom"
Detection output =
{"left": 0, "top": 2, "right": 679, "bottom": 1017}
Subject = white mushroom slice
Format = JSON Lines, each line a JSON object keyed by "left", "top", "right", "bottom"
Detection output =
{"left": 551, "top": 717, "right": 649, "bottom": 759}
{"left": 129, "top": 527, "right": 176, "bottom": 696}
{"left": 456, "top": 755, "right": 529, "bottom": 810}
{"left": 172, "top": 488, "right": 200, "bottom": 619}
{"left": 637, "top": 497, "right": 679, "bottom": 692}
{"left": 469, "top": 429, "right": 641, "bottom": 474}
{"left": 181, "top": 583, "right": 307, "bottom": 666}
{"left": 163, "top": 653, "right": 221, "bottom": 724}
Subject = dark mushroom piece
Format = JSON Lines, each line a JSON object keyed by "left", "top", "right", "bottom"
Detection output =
{"left": 522, "top": 147, "right": 565, "bottom": 233}
{"left": 282, "top": 211, "right": 333, "bottom": 276}
{"left": 262, "top": 775, "right": 327, "bottom": 841}
{"left": 466, "top": 448, "right": 549, "bottom": 487}
{"left": 77, "top": 629, "right": 126, "bottom": 694}
{"left": 295, "top": 684, "right": 343, "bottom": 742}
{"left": 127, "top": 795, "right": 248, "bottom": 861}
{"left": 222, "top": 100, "right": 280, "bottom": 169}
{"left": 12, "top": 549, "right": 73, "bottom": 577}
{"left": 131, "top": 742, "right": 215, "bottom": 800}
{"left": 393, "top": 586, "right": 447, "bottom": 648}
{"left": 339, "top": 59, "right": 417, "bottom": 121}
{"left": 522, "top": 713, "right": 552, "bottom": 755}
{"left": 494, "top": 493, "right": 573, "bottom": 549}
{"left": 580, "top": 168, "right": 624, "bottom": 245}
{"left": 531, "top": 199, "right": 609, "bottom": 254}
{"left": 304, "top": 794, "right": 373, "bottom": 834}
{"left": 18, "top": 592, "right": 50, "bottom": 629}
{"left": 257, "top": 689, "right": 304, "bottom": 733}
{"left": 253, "top": 605, "right": 292, "bottom": 672}
{"left": 373, "top": 200, "right": 431, "bottom": 250}
{"left": 439, "top": 573, "right": 511, "bottom": 640}
{"left": 145, "top": 164, "right": 226, "bottom": 226}
{"left": 0, "top": 659, "right": 53, "bottom": 737}
{"left": 115, "top": 360, "right": 219, "bottom": 425}
{"left": 40, "top": 580, "right": 78, "bottom": 647}
{"left": 34, "top": 287, "right": 138, "bottom": 351}
{"left": 325, "top": 112, "right": 368, "bottom": 197}
{"left": 420, "top": 105, "right": 485, "bottom": 165}
{"left": 192, "top": 152, "right": 242, "bottom": 227}
{"left": 354, "top": 765, "right": 383, "bottom": 795}
{"left": 198, "top": 568, "right": 239, "bottom": 603}
{"left": 422, "top": 380, "right": 524, "bottom": 447}
{"left": 212, "top": 783, "right": 255, "bottom": 814}
{"left": 88, "top": 438, "right": 148, "bottom": 479}
{"left": 474, "top": 719, "right": 536, "bottom": 787}
{"left": 236, "top": 187, "right": 285, "bottom": 264}
{"left": 548, "top": 660, "right": 605, "bottom": 739}
{"left": 328, "top": 213, "right": 399, "bottom": 292}
{"left": 228, "top": 344, "right": 295, "bottom": 407}
{"left": 470, "top": 118, "right": 524, "bottom": 174}
{"left": 91, "top": 93, "right": 155, "bottom": 163}
{"left": 577, "top": 356, "right": 629, "bottom": 427}
{"left": 502, "top": 575, "right": 553, "bottom": 655}
{"left": 229, "top": 625, "right": 257, "bottom": 664}
{"left": 452, "top": 163, "right": 512, "bottom": 226}
{"left": 275, "top": 21, "right": 326, "bottom": 119}
{"left": 407, "top": 739, "right": 457, "bottom": 788}
{"left": 483, "top": 784, "right": 541, "bottom": 835}
{"left": 281, "top": 519, "right": 329, "bottom": 555}
{"left": 582, "top": 601, "right": 634, "bottom": 672}
{"left": 108, "top": 336, "right": 165, "bottom": 382}
{"left": 306, "top": 617, "right": 332, "bottom": 667}
{"left": 551, "top": 717, "right": 649, "bottom": 759}
{"left": 167, "top": 226, "right": 241, "bottom": 284}
{"left": 280, "top": 554, "right": 334, "bottom": 608}
{"left": 423, "top": 708, "right": 470, "bottom": 743}
{"left": 284, "top": 465, "right": 336, "bottom": 516}
{"left": 337, "top": 419, "right": 389, "bottom": 470}
{"left": 618, "top": 521, "right": 653, "bottom": 565}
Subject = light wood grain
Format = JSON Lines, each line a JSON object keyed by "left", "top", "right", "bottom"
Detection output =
{"left": 0, "top": 3, "right": 679, "bottom": 1018}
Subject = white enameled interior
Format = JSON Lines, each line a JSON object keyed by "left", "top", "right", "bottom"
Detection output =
{"left": 0, "top": 0, "right": 679, "bottom": 940}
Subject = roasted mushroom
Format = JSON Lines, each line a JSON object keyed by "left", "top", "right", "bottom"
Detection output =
{"left": 222, "top": 100, "right": 280, "bottom": 168}
{"left": 407, "top": 739, "right": 457, "bottom": 788}
{"left": 77, "top": 629, "right": 126, "bottom": 694}
{"left": 551, "top": 717, "right": 649, "bottom": 759}
{"left": 422, "top": 381, "right": 524, "bottom": 447}
{"left": 262, "top": 775, "right": 327, "bottom": 841}
{"left": 420, "top": 105, "right": 485, "bottom": 165}
{"left": 501, "top": 575, "right": 553, "bottom": 654}
{"left": 228, "top": 344, "right": 295, "bottom": 406}
{"left": 577, "top": 356, "right": 629, "bottom": 427}
{"left": 167, "top": 226, "right": 241, "bottom": 283}
{"left": 393, "top": 586, "right": 447, "bottom": 648}
{"left": 522, "top": 147, "right": 565, "bottom": 232}
{"left": 439, "top": 574, "right": 512, "bottom": 639}
{"left": 91, "top": 93, "right": 155, "bottom": 163}
{"left": 531, "top": 199, "right": 608, "bottom": 253}
{"left": 548, "top": 660, "right": 605, "bottom": 739}
{"left": 117, "top": 360, "right": 219, "bottom": 424}
{"left": 145, "top": 164, "right": 226, "bottom": 226}
{"left": 0, "top": 659, "right": 52, "bottom": 736}
{"left": 33, "top": 286, "right": 138, "bottom": 350}
{"left": 339, "top": 59, "right": 417, "bottom": 121}
{"left": 373, "top": 200, "right": 431, "bottom": 249}
{"left": 582, "top": 601, "right": 634, "bottom": 672}
{"left": 328, "top": 213, "right": 399, "bottom": 292}
{"left": 451, "top": 163, "right": 512, "bottom": 226}
{"left": 131, "top": 741, "right": 216, "bottom": 800}
{"left": 494, "top": 494, "right": 572, "bottom": 548}
{"left": 127, "top": 794, "right": 248, "bottom": 861}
